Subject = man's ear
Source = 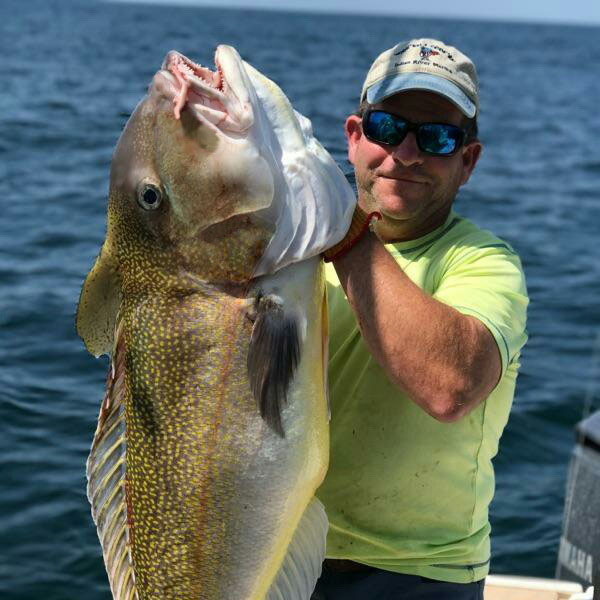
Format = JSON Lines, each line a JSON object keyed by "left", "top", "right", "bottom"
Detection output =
{"left": 460, "top": 141, "right": 483, "bottom": 186}
{"left": 345, "top": 115, "right": 362, "bottom": 165}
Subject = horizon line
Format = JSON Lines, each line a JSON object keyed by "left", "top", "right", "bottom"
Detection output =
{"left": 103, "top": 0, "right": 600, "bottom": 28}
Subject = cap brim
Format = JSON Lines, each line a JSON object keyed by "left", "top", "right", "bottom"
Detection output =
{"left": 366, "top": 73, "right": 477, "bottom": 118}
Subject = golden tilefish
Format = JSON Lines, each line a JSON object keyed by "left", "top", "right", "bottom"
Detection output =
{"left": 76, "top": 46, "right": 355, "bottom": 600}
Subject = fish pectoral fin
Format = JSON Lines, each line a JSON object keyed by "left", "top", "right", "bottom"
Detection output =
{"left": 76, "top": 244, "right": 122, "bottom": 357}
{"left": 247, "top": 293, "right": 300, "bottom": 437}
{"left": 266, "top": 497, "right": 329, "bottom": 600}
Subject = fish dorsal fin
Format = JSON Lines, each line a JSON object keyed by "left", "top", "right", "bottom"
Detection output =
{"left": 266, "top": 497, "right": 328, "bottom": 600}
{"left": 76, "top": 244, "right": 121, "bottom": 357}
{"left": 247, "top": 294, "right": 300, "bottom": 437}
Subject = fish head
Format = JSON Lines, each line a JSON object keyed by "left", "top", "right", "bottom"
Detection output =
{"left": 106, "top": 47, "right": 279, "bottom": 289}
{"left": 101, "top": 44, "right": 355, "bottom": 286}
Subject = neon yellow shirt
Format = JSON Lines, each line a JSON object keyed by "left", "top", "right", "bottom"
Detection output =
{"left": 316, "top": 211, "right": 529, "bottom": 583}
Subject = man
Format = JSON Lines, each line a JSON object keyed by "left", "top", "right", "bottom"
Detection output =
{"left": 313, "top": 39, "right": 529, "bottom": 599}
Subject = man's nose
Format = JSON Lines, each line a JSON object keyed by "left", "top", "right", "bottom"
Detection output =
{"left": 392, "top": 132, "right": 424, "bottom": 167}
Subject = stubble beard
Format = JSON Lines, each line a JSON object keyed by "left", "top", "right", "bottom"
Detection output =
{"left": 356, "top": 170, "right": 461, "bottom": 242}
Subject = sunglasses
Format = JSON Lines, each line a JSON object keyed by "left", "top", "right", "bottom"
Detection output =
{"left": 362, "top": 109, "right": 466, "bottom": 156}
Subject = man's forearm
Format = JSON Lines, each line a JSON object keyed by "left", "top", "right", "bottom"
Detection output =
{"left": 333, "top": 230, "right": 501, "bottom": 422}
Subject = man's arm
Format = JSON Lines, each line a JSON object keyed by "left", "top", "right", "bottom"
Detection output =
{"left": 333, "top": 230, "right": 502, "bottom": 423}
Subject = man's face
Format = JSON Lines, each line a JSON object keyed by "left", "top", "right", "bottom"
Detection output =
{"left": 345, "top": 90, "right": 482, "bottom": 242}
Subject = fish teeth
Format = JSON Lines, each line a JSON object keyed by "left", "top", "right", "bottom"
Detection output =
{"left": 186, "top": 72, "right": 224, "bottom": 98}
{"left": 217, "top": 64, "right": 225, "bottom": 92}
{"left": 171, "top": 52, "right": 220, "bottom": 90}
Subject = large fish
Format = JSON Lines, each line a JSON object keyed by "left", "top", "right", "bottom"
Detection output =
{"left": 76, "top": 46, "right": 354, "bottom": 600}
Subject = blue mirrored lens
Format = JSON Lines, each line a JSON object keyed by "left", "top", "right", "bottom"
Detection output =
{"left": 419, "top": 124, "right": 461, "bottom": 154}
{"left": 363, "top": 111, "right": 406, "bottom": 145}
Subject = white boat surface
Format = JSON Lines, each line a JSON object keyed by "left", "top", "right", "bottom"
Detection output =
{"left": 485, "top": 574, "right": 592, "bottom": 599}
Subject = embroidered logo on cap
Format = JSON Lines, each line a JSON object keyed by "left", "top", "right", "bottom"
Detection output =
{"left": 420, "top": 47, "right": 440, "bottom": 60}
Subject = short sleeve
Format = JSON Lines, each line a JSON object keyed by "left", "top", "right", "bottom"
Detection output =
{"left": 432, "top": 246, "right": 529, "bottom": 376}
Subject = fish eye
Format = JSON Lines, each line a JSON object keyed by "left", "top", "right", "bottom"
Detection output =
{"left": 137, "top": 184, "right": 162, "bottom": 211}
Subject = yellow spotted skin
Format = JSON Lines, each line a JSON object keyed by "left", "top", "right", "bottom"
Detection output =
{"left": 79, "top": 71, "right": 329, "bottom": 600}
{"left": 122, "top": 291, "right": 254, "bottom": 597}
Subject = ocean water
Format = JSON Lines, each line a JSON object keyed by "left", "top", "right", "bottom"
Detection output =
{"left": 1, "top": 1, "right": 599, "bottom": 597}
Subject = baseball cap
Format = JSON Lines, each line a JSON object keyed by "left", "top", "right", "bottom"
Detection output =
{"left": 360, "top": 39, "right": 479, "bottom": 118}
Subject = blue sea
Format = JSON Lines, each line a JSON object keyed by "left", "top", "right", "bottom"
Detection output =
{"left": 1, "top": 0, "right": 599, "bottom": 597}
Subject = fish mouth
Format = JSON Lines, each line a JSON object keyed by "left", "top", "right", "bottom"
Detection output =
{"left": 158, "top": 46, "right": 253, "bottom": 132}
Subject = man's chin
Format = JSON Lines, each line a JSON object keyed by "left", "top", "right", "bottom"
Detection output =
{"left": 378, "top": 202, "right": 424, "bottom": 223}
{"left": 359, "top": 199, "right": 418, "bottom": 224}
{"left": 359, "top": 185, "right": 431, "bottom": 227}
{"left": 370, "top": 185, "right": 425, "bottom": 217}
{"left": 379, "top": 207, "right": 418, "bottom": 221}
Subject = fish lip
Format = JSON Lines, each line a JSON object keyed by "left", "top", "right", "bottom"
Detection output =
{"left": 157, "top": 47, "right": 252, "bottom": 133}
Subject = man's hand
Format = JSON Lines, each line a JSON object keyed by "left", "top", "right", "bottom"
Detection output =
{"left": 323, "top": 206, "right": 381, "bottom": 263}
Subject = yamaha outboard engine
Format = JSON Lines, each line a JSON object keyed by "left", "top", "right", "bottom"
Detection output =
{"left": 556, "top": 410, "right": 600, "bottom": 597}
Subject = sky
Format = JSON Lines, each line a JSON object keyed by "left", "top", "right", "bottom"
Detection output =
{"left": 110, "top": 0, "right": 600, "bottom": 26}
